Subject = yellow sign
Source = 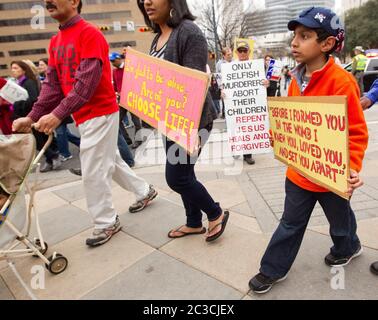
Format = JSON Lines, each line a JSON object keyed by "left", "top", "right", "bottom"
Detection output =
{"left": 268, "top": 96, "right": 350, "bottom": 199}
{"left": 233, "top": 38, "right": 254, "bottom": 60}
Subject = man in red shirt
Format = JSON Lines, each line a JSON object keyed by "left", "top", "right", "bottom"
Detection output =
{"left": 13, "top": 0, "right": 157, "bottom": 247}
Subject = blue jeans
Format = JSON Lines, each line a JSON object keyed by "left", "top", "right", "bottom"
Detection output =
{"left": 213, "top": 99, "right": 221, "bottom": 114}
{"left": 56, "top": 123, "right": 81, "bottom": 158}
{"left": 260, "top": 178, "right": 360, "bottom": 279}
{"left": 118, "top": 129, "right": 134, "bottom": 167}
{"left": 164, "top": 124, "right": 222, "bottom": 228}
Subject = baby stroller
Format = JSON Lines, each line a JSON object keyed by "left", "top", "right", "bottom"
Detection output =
{"left": 0, "top": 133, "right": 68, "bottom": 277}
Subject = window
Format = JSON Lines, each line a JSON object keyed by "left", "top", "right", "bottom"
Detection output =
{"left": 0, "top": 1, "right": 36, "bottom": 10}
{"left": 0, "top": 65, "right": 8, "bottom": 70}
{"left": 366, "top": 59, "right": 378, "bottom": 72}
{"left": 0, "top": 11, "right": 131, "bottom": 27}
{"left": 110, "top": 41, "right": 136, "bottom": 48}
{"left": 0, "top": 52, "right": 4, "bottom": 57}
{"left": 9, "top": 48, "right": 47, "bottom": 57}
{"left": 0, "top": 32, "right": 56, "bottom": 43}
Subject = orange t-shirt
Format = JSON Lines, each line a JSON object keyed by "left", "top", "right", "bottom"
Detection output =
{"left": 286, "top": 57, "right": 369, "bottom": 192}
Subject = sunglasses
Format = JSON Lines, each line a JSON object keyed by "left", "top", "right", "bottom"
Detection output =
{"left": 237, "top": 48, "right": 248, "bottom": 53}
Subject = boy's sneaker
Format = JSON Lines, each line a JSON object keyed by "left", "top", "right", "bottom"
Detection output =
{"left": 129, "top": 185, "right": 158, "bottom": 213}
{"left": 59, "top": 154, "right": 73, "bottom": 162}
{"left": 324, "top": 244, "right": 363, "bottom": 267}
{"left": 249, "top": 272, "right": 288, "bottom": 294}
{"left": 86, "top": 215, "right": 122, "bottom": 247}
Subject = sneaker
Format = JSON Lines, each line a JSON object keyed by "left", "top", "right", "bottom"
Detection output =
{"left": 244, "top": 157, "right": 256, "bottom": 165}
{"left": 86, "top": 215, "right": 122, "bottom": 247}
{"left": 52, "top": 157, "right": 62, "bottom": 170}
{"left": 249, "top": 272, "right": 288, "bottom": 294}
{"left": 59, "top": 154, "right": 73, "bottom": 162}
{"left": 129, "top": 185, "right": 158, "bottom": 213}
{"left": 370, "top": 262, "right": 378, "bottom": 276}
{"left": 39, "top": 162, "right": 53, "bottom": 173}
{"left": 324, "top": 244, "right": 363, "bottom": 267}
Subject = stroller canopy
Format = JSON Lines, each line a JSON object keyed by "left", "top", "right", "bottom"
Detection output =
{"left": 0, "top": 134, "right": 35, "bottom": 195}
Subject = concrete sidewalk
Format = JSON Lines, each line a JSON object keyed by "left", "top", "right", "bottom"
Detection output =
{"left": 1, "top": 110, "right": 378, "bottom": 300}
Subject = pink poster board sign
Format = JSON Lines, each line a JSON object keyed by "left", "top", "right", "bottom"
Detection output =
{"left": 120, "top": 48, "right": 210, "bottom": 154}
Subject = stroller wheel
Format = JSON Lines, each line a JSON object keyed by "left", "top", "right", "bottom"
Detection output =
{"left": 46, "top": 253, "right": 68, "bottom": 275}
{"left": 33, "top": 239, "right": 48, "bottom": 257}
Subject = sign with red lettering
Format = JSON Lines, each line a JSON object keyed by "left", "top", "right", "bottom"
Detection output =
{"left": 268, "top": 96, "right": 350, "bottom": 199}
{"left": 119, "top": 48, "right": 209, "bottom": 155}
{"left": 221, "top": 59, "right": 271, "bottom": 156}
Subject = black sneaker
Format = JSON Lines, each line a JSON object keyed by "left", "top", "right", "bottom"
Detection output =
{"left": 324, "top": 245, "right": 363, "bottom": 267}
{"left": 129, "top": 185, "right": 158, "bottom": 213}
{"left": 249, "top": 272, "right": 287, "bottom": 294}
{"left": 370, "top": 262, "right": 378, "bottom": 276}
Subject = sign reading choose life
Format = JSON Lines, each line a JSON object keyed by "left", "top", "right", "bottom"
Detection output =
{"left": 120, "top": 48, "right": 210, "bottom": 155}
{"left": 268, "top": 96, "right": 350, "bottom": 199}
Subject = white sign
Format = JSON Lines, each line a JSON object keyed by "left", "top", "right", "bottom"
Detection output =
{"left": 222, "top": 59, "right": 271, "bottom": 156}
{"left": 113, "top": 21, "right": 122, "bottom": 32}
{"left": 266, "top": 59, "right": 283, "bottom": 82}
{"left": 0, "top": 80, "right": 29, "bottom": 104}
{"left": 126, "top": 21, "right": 135, "bottom": 32}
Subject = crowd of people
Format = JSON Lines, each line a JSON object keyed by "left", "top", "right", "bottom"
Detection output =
{"left": 1, "top": 0, "right": 378, "bottom": 295}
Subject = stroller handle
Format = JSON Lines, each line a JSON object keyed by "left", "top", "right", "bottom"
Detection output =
{"left": 31, "top": 125, "right": 54, "bottom": 166}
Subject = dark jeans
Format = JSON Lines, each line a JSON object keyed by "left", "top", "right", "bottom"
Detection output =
{"left": 164, "top": 124, "right": 222, "bottom": 228}
{"left": 33, "top": 129, "right": 59, "bottom": 164}
{"left": 260, "top": 178, "right": 360, "bottom": 279}
{"left": 56, "top": 123, "right": 80, "bottom": 157}
{"left": 117, "top": 129, "right": 134, "bottom": 167}
{"left": 212, "top": 99, "right": 221, "bottom": 114}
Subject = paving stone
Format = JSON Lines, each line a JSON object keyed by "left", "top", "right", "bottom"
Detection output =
{"left": 310, "top": 218, "right": 378, "bottom": 250}
{"left": 27, "top": 191, "right": 67, "bottom": 215}
{"left": 1, "top": 229, "right": 154, "bottom": 300}
{"left": 228, "top": 212, "right": 262, "bottom": 234}
{"left": 119, "top": 198, "right": 187, "bottom": 248}
{"left": 28, "top": 204, "right": 92, "bottom": 246}
{"left": 202, "top": 179, "right": 247, "bottom": 209}
{"left": 52, "top": 184, "right": 86, "bottom": 203}
{"left": 82, "top": 251, "right": 243, "bottom": 300}
{"left": 249, "top": 231, "right": 378, "bottom": 300}
{"left": 138, "top": 173, "right": 171, "bottom": 192}
{"left": 237, "top": 175, "right": 279, "bottom": 233}
{"left": 161, "top": 223, "right": 271, "bottom": 294}
{"left": 229, "top": 201, "right": 254, "bottom": 217}
{"left": 0, "top": 277, "right": 14, "bottom": 300}
{"left": 71, "top": 186, "right": 138, "bottom": 216}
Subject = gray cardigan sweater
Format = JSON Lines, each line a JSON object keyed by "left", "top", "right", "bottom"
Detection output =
{"left": 150, "top": 19, "right": 217, "bottom": 129}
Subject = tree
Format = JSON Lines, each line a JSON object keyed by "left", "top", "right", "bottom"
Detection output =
{"left": 344, "top": 0, "right": 378, "bottom": 54}
{"left": 191, "top": 0, "right": 255, "bottom": 59}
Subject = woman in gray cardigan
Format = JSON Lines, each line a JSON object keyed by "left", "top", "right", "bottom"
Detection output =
{"left": 137, "top": 0, "right": 229, "bottom": 242}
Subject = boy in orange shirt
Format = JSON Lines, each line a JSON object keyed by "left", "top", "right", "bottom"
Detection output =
{"left": 249, "top": 7, "right": 369, "bottom": 294}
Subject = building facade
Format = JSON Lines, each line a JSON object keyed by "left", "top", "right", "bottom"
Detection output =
{"left": 0, "top": 0, "right": 154, "bottom": 77}
{"left": 246, "top": 0, "right": 336, "bottom": 37}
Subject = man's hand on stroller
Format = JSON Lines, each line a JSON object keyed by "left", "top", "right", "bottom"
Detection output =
{"left": 34, "top": 113, "right": 62, "bottom": 135}
{"left": 12, "top": 117, "right": 34, "bottom": 133}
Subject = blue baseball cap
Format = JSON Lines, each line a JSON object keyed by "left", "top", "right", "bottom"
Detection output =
{"left": 109, "top": 52, "right": 122, "bottom": 61}
{"left": 288, "top": 7, "right": 343, "bottom": 37}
